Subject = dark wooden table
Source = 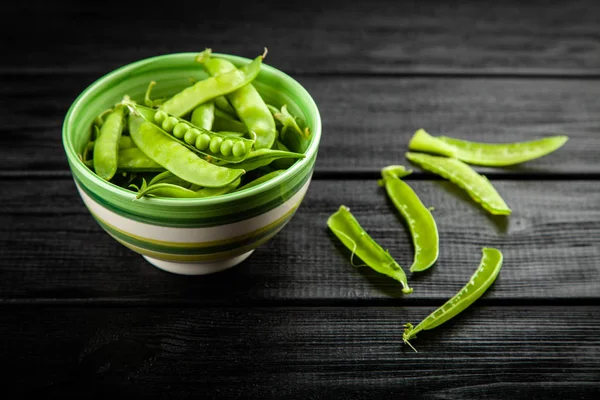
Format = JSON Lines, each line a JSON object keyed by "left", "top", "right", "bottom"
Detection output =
{"left": 2, "top": 0, "right": 599, "bottom": 397}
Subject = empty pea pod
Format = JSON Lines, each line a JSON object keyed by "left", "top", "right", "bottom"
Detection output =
{"left": 403, "top": 247, "right": 503, "bottom": 351}
{"left": 221, "top": 148, "right": 305, "bottom": 172}
{"left": 117, "top": 147, "right": 165, "bottom": 172}
{"left": 197, "top": 48, "right": 277, "bottom": 150}
{"left": 405, "top": 152, "right": 511, "bottom": 215}
{"left": 408, "top": 129, "right": 569, "bottom": 166}
{"left": 127, "top": 102, "right": 255, "bottom": 163}
{"left": 379, "top": 165, "right": 439, "bottom": 272}
{"left": 128, "top": 111, "right": 244, "bottom": 188}
{"left": 191, "top": 101, "right": 215, "bottom": 130}
{"left": 327, "top": 205, "right": 413, "bottom": 294}
{"left": 160, "top": 53, "right": 263, "bottom": 117}
{"left": 93, "top": 105, "right": 125, "bottom": 181}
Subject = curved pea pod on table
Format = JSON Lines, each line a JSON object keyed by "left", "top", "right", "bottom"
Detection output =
{"left": 221, "top": 148, "right": 306, "bottom": 172}
{"left": 128, "top": 109, "right": 244, "bottom": 188}
{"left": 379, "top": 165, "right": 439, "bottom": 272}
{"left": 405, "top": 152, "right": 511, "bottom": 216}
{"left": 197, "top": 48, "right": 277, "bottom": 150}
{"left": 408, "top": 129, "right": 569, "bottom": 166}
{"left": 327, "top": 205, "right": 413, "bottom": 294}
{"left": 159, "top": 52, "right": 264, "bottom": 118}
{"left": 93, "top": 105, "right": 126, "bottom": 181}
{"left": 128, "top": 102, "right": 255, "bottom": 163}
{"left": 403, "top": 247, "right": 503, "bottom": 352}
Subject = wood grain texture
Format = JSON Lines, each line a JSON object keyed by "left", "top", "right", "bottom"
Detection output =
{"left": 1, "top": 306, "right": 598, "bottom": 398}
{"left": 2, "top": 179, "right": 598, "bottom": 303}
{"left": 1, "top": 74, "right": 599, "bottom": 174}
{"left": 2, "top": 0, "right": 600, "bottom": 75}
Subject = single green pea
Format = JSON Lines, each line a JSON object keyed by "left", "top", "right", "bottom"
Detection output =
{"left": 173, "top": 123, "right": 189, "bottom": 139}
{"left": 220, "top": 139, "right": 234, "bottom": 156}
{"left": 209, "top": 137, "right": 223, "bottom": 153}
{"left": 162, "top": 116, "right": 178, "bottom": 132}
{"left": 232, "top": 141, "right": 247, "bottom": 157}
{"left": 184, "top": 128, "right": 200, "bottom": 145}
{"left": 154, "top": 110, "right": 168, "bottom": 125}
{"left": 195, "top": 134, "right": 211, "bottom": 151}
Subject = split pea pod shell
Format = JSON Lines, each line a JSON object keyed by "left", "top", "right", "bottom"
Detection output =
{"left": 380, "top": 166, "right": 439, "bottom": 272}
{"left": 198, "top": 49, "right": 277, "bottom": 150}
{"left": 128, "top": 111, "right": 244, "bottom": 188}
{"left": 327, "top": 205, "right": 413, "bottom": 294}
{"left": 409, "top": 129, "right": 569, "bottom": 167}
{"left": 159, "top": 53, "right": 263, "bottom": 118}
{"left": 402, "top": 247, "right": 503, "bottom": 349}
{"left": 405, "top": 152, "right": 511, "bottom": 216}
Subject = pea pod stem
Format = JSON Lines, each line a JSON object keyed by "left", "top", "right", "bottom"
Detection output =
{"left": 327, "top": 205, "right": 413, "bottom": 294}
{"left": 405, "top": 152, "right": 511, "bottom": 215}
{"left": 379, "top": 165, "right": 439, "bottom": 272}
{"left": 408, "top": 129, "right": 569, "bottom": 166}
{"left": 403, "top": 247, "right": 503, "bottom": 351}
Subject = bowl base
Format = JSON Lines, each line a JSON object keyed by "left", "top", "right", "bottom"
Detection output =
{"left": 143, "top": 250, "right": 255, "bottom": 275}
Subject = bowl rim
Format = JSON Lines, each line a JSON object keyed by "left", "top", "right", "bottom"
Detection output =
{"left": 62, "top": 52, "right": 321, "bottom": 206}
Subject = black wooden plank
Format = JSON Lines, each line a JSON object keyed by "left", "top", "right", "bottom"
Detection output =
{"left": 1, "top": 179, "right": 598, "bottom": 303}
{"left": 1, "top": 306, "right": 598, "bottom": 398}
{"left": 1, "top": 75, "right": 599, "bottom": 174}
{"left": 2, "top": 0, "right": 600, "bottom": 75}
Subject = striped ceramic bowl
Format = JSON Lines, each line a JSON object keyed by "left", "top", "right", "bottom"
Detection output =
{"left": 62, "top": 53, "right": 321, "bottom": 275}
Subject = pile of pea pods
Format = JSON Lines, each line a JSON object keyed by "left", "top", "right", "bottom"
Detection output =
{"left": 81, "top": 49, "right": 311, "bottom": 199}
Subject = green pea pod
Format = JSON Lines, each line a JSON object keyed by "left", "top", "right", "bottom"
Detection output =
{"left": 327, "top": 205, "right": 413, "bottom": 294}
{"left": 128, "top": 112, "right": 244, "bottom": 188}
{"left": 160, "top": 53, "right": 263, "bottom": 117}
{"left": 269, "top": 104, "right": 311, "bottom": 153}
{"left": 222, "top": 148, "right": 305, "bottom": 172}
{"left": 271, "top": 139, "right": 297, "bottom": 170}
{"left": 379, "top": 165, "right": 439, "bottom": 272}
{"left": 191, "top": 101, "right": 215, "bottom": 130}
{"left": 198, "top": 49, "right": 277, "bottom": 150}
{"left": 409, "top": 129, "right": 569, "bottom": 166}
{"left": 128, "top": 102, "right": 255, "bottom": 163}
{"left": 403, "top": 247, "right": 503, "bottom": 351}
{"left": 93, "top": 105, "right": 125, "bottom": 180}
{"left": 236, "top": 170, "right": 286, "bottom": 191}
{"left": 212, "top": 108, "right": 248, "bottom": 133}
{"left": 136, "top": 178, "right": 240, "bottom": 199}
{"left": 117, "top": 147, "right": 165, "bottom": 172}
{"left": 406, "top": 152, "right": 511, "bottom": 215}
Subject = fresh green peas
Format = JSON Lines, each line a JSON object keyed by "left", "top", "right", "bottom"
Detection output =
{"left": 403, "top": 247, "right": 503, "bottom": 351}
{"left": 173, "top": 123, "right": 189, "bottom": 139}
{"left": 195, "top": 134, "right": 211, "bottom": 151}
{"left": 162, "top": 116, "right": 178, "bottom": 132}
{"left": 220, "top": 140, "right": 233, "bottom": 156}
{"left": 232, "top": 141, "right": 246, "bottom": 157}
{"left": 184, "top": 128, "right": 200, "bottom": 145}
{"left": 209, "top": 137, "right": 223, "bottom": 153}
{"left": 154, "top": 110, "right": 167, "bottom": 125}
{"left": 327, "top": 205, "right": 413, "bottom": 294}
{"left": 128, "top": 112, "right": 244, "bottom": 188}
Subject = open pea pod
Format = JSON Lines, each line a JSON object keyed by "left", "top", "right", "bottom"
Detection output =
{"left": 126, "top": 102, "right": 255, "bottom": 163}
{"left": 128, "top": 112, "right": 244, "bottom": 188}
{"left": 220, "top": 148, "right": 305, "bottom": 172}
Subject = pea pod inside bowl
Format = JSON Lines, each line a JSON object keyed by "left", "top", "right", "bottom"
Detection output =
{"left": 62, "top": 52, "right": 321, "bottom": 275}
